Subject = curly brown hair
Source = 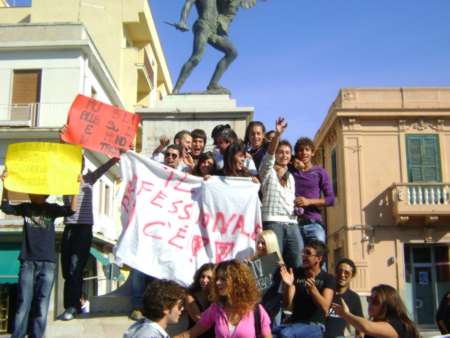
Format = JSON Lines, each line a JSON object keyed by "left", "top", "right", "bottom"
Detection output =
{"left": 142, "top": 279, "right": 186, "bottom": 321}
{"left": 210, "top": 260, "right": 260, "bottom": 318}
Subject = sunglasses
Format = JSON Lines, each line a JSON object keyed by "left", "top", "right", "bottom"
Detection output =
{"left": 165, "top": 152, "right": 178, "bottom": 159}
{"left": 336, "top": 268, "right": 352, "bottom": 276}
{"left": 366, "top": 296, "right": 381, "bottom": 306}
{"left": 301, "top": 249, "right": 318, "bottom": 257}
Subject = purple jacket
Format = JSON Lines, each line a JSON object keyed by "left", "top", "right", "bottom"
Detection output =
{"left": 289, "top": 165, "right": 335, "bottom": 223}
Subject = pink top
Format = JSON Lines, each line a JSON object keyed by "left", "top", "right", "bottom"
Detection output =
{"left": 199, "top": 303, "right": 271, "bottom": 338}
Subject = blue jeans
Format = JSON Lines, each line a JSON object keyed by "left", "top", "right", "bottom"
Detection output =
{"left": 130, "top": 269, "right": 155, "bottom": 309}
{"left": 273, "top": 322, "right": 325, "bottom": 338}
{"left": 263, "top": 222, "right": 304, "bottom": 269}
{"left": 299, "top": 222, "right": 326, "bottom": 244}
{"left": 12, "top": 260, "right": 56, "bottom": 338}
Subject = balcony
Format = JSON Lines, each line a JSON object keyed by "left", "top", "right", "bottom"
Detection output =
{"left": 0, "top": 103, "right": 38, "bottom": 126}
{"left": 391, "top": 183, "right": 450, "bottom": 224}
{"left": 0, "top": 102, "right": 71, "bottom": 128}
{"left": 136, "top": 47, "right": 154, "bottom": 89}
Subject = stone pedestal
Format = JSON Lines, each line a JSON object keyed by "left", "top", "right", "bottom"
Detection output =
{"left": 136, "top": 94, "right": 254, "bottom": 155}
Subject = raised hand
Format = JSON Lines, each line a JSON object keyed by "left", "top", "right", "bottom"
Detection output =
{"left": 175, "top": 21, "right": 189, "bottom": 32}
{"left": 275, "top": 117, "right": 288, "bottom": 134}
{"left": 280, "top": 265, "right": 295, "bottom": 286}
{"left": 159, "top": 135, "right": 170, "bottom": 148}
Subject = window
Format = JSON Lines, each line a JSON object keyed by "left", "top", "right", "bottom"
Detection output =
{"left": 331, "top": 148, "right": 338, "bottom": 197}
{"left": 11, "top": 69, "right": 41, "bottom": 121}
{"left": 406, "top": 135, "right": 441, "bottom": 182}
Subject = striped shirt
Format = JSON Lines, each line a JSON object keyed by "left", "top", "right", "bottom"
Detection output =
{"left": 64, "top": 158, "right": 118, "bottom": 225}
{"left": 259, "top": 153, "right": 297, "bottom": 223}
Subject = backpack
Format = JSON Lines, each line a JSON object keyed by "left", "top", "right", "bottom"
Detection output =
{"left": 254, "top": 304, "right": 262, "bottom": 338}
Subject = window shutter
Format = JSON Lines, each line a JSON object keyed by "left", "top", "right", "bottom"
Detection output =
{"left": 11, "top": 70, "right": 41, "bottom": 120}
{"left": 331, "top": 148, "right": 338, "bottom": 197}
{"left": 406, "top": 135, "right": 441, "bottom": 182}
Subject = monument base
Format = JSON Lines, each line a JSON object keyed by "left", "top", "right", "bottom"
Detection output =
{"left": 136, "top": 93, "right": 254, "bottom": 155}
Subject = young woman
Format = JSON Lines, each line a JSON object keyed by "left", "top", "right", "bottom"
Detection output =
{"left": 186, "top": 263, "right": 215, "bottom": 338}
{"left": 254, "top": 230, "right": 283, "bottom": 261}
{"left": 175, "top": 260, "right": 272, "bottom": 338}
{"left": 259, "top": 118, "right": 303, "bottom": 269}
{"left": 192, "top": 152, "right": 217, "bottom": 177}
{"left": 244, "top": 121, "right": 268, "bottom": 170}
{"left": 332, "top": 284, "right": 420, "bottom": 338}
{"left": 253, "top": 230, "right": 284, "bottom": 327}
{"left": 220, "top": 141, "right": 255, "bottom": 179}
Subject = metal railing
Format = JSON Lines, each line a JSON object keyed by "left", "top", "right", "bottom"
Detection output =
{"left": 0, "top": 102, "right": 72, "bottom": 127}
{"left": 0, "top": 103, "right": 37, "bottom": 126}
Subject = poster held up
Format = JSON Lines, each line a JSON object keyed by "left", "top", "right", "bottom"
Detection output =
{"left": 5, "top": 142, "right": 82, "bottom": 195}
{"left": 61, "top": 95, "right": 140, "bottom": 158}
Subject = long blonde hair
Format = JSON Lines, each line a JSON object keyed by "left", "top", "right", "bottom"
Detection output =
{"left": 257, "top": 230, "right": 283, "bottom": 263}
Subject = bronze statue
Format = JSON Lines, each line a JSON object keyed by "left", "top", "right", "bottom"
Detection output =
{"left": 171, "top": 0, "right": 259, "bottom": 95}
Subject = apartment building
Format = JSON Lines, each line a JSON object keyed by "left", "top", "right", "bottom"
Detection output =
{"left": 0, "top": 0, "right": 172, "bottom": 332}
{"left": 315, "top": 88, "right": 450, "bottom": 329}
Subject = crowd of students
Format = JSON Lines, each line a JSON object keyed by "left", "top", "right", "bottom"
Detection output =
{"left": 123, "top": 119, "right": 421, "bottom": 338}
{"left": 0, "top": 117, "right": 423, "bottom": 338}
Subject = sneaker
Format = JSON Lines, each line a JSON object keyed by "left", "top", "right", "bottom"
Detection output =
{"left": 61, "top": 307, "right": 77, "bottom": 321}
{"left": 129, "top": 309, "right": 144, "bottom": 321}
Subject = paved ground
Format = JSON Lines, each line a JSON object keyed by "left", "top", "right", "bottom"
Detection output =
{"left": 0, "top": 317, "right": 445, "bottom": 337}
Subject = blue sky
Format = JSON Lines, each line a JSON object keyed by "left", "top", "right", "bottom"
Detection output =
{"left": 8, "top": 1, "right": 450, "bottom": 141}
{"left": 149, "top": 0, "right": 450, "bottom": 142}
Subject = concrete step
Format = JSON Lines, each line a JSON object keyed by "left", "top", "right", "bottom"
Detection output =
{"left": 46, "top": 314, "right": 134, "bottom": 338}
{"left": 45, "top": 312, "right": 189, "bottom": 338}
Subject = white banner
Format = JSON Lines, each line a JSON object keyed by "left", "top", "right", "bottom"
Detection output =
{"left": 114, "top": 152, "right": 262, "bottom": 285}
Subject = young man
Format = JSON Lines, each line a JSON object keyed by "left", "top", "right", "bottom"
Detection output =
{"left": 124, "top": 279, "right": 186, "bottom": 338}
{"left": 190, "top": 129, "right": 207, "bottom": 162}
{"left": 153, "top": 131, "right": 193, "bottom": 172}
{"left": 290, "top": 137, "right": 335, "bottom": 244}
{"left": 163, "top": 144, "right": 183, "bottom": 169}
{"left": 61, "top": 156, "right": 119, "bottom": 320}
{"left": 274, "top": 240, "right": 335, "bottom": 338}
{"left": 325, "top": 258, "right": 363, "bottom": 338}
{"left": 1, "top": 170, "right": 78, "bottom": 338}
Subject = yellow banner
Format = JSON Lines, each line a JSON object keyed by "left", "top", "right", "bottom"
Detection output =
{"left": 5, "top": 142, "right": 82, "bottom": 195}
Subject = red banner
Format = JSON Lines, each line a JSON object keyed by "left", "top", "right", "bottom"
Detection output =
{"left": 62, "top": 95, "right": 140, "bottom": 158}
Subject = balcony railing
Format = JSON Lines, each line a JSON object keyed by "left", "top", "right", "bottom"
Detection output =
{"left": 0, "top": 103, "right": 38, "bottom": 126}
{"left": 0, "top": 102, "right": 71, "bottom": 127}
{"left": 391, "top": 183, "right": 450, "bottom": 223}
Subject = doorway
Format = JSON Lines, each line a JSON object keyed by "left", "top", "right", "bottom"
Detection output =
{"left": 405, "top": 244, "right": 450, "bottom": 325}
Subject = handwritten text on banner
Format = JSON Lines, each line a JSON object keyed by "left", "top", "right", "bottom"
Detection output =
{"left": 5, "top": 142, "right": 82, "bottom": 195}
{"left": 61, "top": 95, "right": 140, "bottom": 158}
{"left": 114, "top": 152, "right": 262, "bottom": 285}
